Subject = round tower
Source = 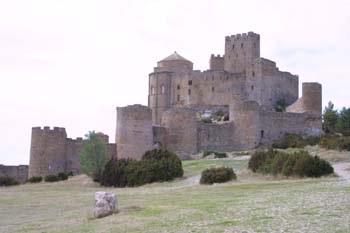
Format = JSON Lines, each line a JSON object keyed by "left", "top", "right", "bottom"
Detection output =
{"left": 302, "top": 82, "right": 322, "bottom": 114}
{"left": 28, "top": 127, "right": 67, "bottom": 178}
{"left": 148, "top": 71, "right": 172, "bottom": 125}
{"left": 116, "top": 105, "right": 153, "bottom": 160}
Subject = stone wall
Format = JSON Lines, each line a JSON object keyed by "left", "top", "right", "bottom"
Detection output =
{"left": 161, "top": 108, "right": 198, "bottom": 158}
{"left": 287, "top": 82, "right": 322, "bottom": 114}
{"left": 116, "top": 105, "right": 153, "bottom": 160}
{"left": 0, "top": 165, "right": 28, "bottom": 183}
{"left": 29, "top": 127, "right": 67, "bottom": 178}
{"left": 29, "top": 127, "right": 115, "bottom": 178}
{"left": 198, "top": 122, "right": 236, "bottom": 152}
{"left": 224, "top": 32, "right": 260, "bottom": 73}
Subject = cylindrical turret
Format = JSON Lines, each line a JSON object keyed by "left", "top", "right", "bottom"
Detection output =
{"left": 148, "top": 71, "right": 172, "bottom": 125}
{"left": 302, "top": 82, "right": 322, "bottom": 114}
{"left": 28, "top": 126, "right": 67, "bottom": 177}
{"left": 116, "top": 105, "right": 153, "bottom": 160}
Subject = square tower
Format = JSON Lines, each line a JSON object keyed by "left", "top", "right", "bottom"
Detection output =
{"left": 224, "top": 32, "right": 260, "bottom": 74}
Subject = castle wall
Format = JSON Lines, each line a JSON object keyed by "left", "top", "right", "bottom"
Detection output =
{"left": 0, "top": 165, "right": 28, "bottom": 183}
{"left": 116, "top": 105, "right": 153, "bottom": 160}
{"left": 260, "top": 111, "right": 322, "bottom": 143}
{"left": 248, "top": 58, "right": 299, "bottom": 110}
{"left": 230, "top": 101, "right": 261, "bottom": 150}
{"left": 171, "top": 70, "right": 246, "bottom": 108}
{"left": 29, "top": 127, "right": 67, "bottom": 177}
{"left": 161, "top": 108, "right": 198, "bottom": 158}
{"left": 65, "top": 138, "right": 84, "bottom": 174}
{"left": 198, "top": 122, "right": 236, "bottom": 152}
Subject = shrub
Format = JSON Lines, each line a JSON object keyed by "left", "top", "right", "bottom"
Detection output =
{"left": 66, "top": 171, "right": 74, "bottom": 177}
{"left": 200, "top": 167, "right": 236, "bottom": 185}
{"left": 249, "top": 149, "right": 333, "bottom": 178}
{"left": 272, "top": 134, "right": 320, "bottom": 149}
{"left": 0, "top": 176, "right": 19, "bottom": 186}
{"left": 27, "top": 176, "right": 43, "bottom": 183}
{"left": 44, "top": 174, "right": 59, "bottom": 182}
{"left": 319, "top": 136, "right": 350, "bottom": 151}
{"left": 100, "top": 149, "right": 184, "bottom": 187}
{"left": 202, "top": 150, "right": 227, "bottom": 158}
{"left": 201, "top": 118, "right": 212, "bottom": 123}
{"left": 57, "top": 172, "right": 68, "bottom": 181}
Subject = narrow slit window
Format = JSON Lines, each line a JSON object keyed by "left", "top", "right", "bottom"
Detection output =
{"left": 177, "top": 85, "right": 180, "bottom": 90}
{"left": 161, "top": 85, "right": 165, "bottom": 94}
{"left": 261, "top": 130, "right": 264, "bottom": 138}
{"left": 188, "top": 89, "right": 191, "bottom": 96}
{"left": 212, "top": 87, "right": 215, "bottom": 92}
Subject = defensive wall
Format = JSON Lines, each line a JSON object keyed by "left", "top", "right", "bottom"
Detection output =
{"left": 29, "top": 127, "right": 115, "bottom": 178}
{"left": 0, "top": 165, "right": 28, "bottom": 183}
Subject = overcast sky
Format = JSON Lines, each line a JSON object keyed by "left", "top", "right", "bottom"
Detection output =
{"left": 1, "top": 0, "right": 349, "bottom": 165}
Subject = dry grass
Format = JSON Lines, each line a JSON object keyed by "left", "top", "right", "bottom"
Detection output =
{"left": 0, "top": 149, "right": 349, "bottom": 233}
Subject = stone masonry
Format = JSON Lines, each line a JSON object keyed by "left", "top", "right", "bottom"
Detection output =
{"left": 24, "top": 32, "right": 323, "bottom": 178}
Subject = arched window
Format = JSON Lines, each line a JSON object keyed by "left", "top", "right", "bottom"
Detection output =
{"left": 151, "top": 86, "right": 155, "bottom": 95}
{"left": 161, "top": 85, "right": 165, "bottom": 94}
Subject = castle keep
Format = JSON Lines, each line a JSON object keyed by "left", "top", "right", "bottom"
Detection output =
{"left": 25, "top": 32, "right": 322, "bottom": 178}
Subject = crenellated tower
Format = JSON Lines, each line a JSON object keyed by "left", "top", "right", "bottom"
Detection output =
{"left": 224, "top": 32, "right": 260, "bottom": 73}
{"left": 29, "top": 127, "right": 67, "bottom": 177}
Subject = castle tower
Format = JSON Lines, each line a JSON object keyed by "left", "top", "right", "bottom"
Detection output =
{"left": 224, "top": 32, "right": 260, "bottom": 73}
{"left": 28, "top": 127, "right": 67, "bottom": 178}
{"left": 116, "top": 105, "right": 153, "bottom": 160}
{"left": 301, "top": 82, "right": 322, "bottom": 114}
{"left": 149, "top": 52, "right": 193, "bottom": 125}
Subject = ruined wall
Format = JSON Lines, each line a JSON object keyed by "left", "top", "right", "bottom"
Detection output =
{"left": 0, "top": 165, "right": 28, "bottom": 183}
{"left": 116, "top": 105, "right": 153, "bottom": 160}
{"left": 198, "top": 122, "right": 236, "bottom": 152}
{"left": 29, "top": 127, "right": 67, "bottom": 178}
{"left": 161, "top": 108, "right": 198, "bottom": 158}
{"left": 209, "top": 54, "right": 224, "bottom": 71}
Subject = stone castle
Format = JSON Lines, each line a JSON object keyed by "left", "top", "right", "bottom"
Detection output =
{"left": 1, "top": 32, "right": 323, "bottom": 181}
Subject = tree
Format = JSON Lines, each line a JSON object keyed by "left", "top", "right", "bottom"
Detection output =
{"left": 336, "top": 107, "right": 350, "bottom": 136}
{"left": 322, "top": 101, "right": 338, "bottom": 134}
{"left": 79, "top": 131, "right": 108, "bottom": 181}
{"left": 275, "top": 99, "right": 287, "bottom": 112}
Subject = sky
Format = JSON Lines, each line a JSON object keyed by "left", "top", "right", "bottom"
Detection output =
{"left": 0, "top": 0, "right": 349, "bottom": 165}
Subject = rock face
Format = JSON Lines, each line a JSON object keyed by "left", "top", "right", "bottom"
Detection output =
{"left": 93, "top": 192, "right": 117, "bottom": 218}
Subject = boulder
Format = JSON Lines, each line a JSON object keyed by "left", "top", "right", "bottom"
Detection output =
{"left": 93, "top": 191, "right": 117, "bottom": 218}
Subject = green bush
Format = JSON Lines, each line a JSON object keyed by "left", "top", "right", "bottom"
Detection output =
{"left": 319, "top": 136, "right": 350, "bottom": 151}
{"left": 66, "top": 171, "right": 74, "bottom": 177}
{"left": 202, "top": 150, "right": 227, "bottom": 158}
{"left": 27, "top": 176, "right": 43, "bottom": 183}
{"left": 0, "top": 176, "right": 19, "bottom": 186}
{"left": 44, "top": 174, "right": 59, "bottom": 182}
{"left": 100, "top": 149, "right": 184, "bottom": 187}
{"left": 57, "top": 172, "right": 68, "bottom": 181}
{"left": 200, "top": 167, "right": 236, "bottom": 185}
{"left": 201, "top": 118, "right": 212, "bottom": 124}
{"left": 272, "top": 134, "right": 320, "bottom": 149}
{"left": 249, "top": 149, "right": 333, "bottom": 178}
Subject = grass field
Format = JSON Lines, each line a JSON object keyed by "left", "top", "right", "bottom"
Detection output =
{"left": 0, "top": 148, "right": 349, "bottom": 233}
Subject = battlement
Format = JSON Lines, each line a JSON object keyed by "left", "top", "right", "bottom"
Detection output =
{"left": 32, "top": 126, "right": 66, "bottom": 133}
{"left": 210, "top": 54, "right": 223, "bottom": 58}
{"left": 225, "top": 31, "right": 260, "bottom": 41}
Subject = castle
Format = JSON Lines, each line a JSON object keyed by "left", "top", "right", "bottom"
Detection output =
{"left": 2, "top": 32, "right": 323, "bottom": 181}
